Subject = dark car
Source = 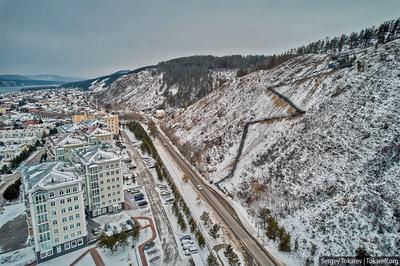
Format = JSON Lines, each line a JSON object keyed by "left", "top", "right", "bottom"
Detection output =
{"left": 180, "top": 235, "right": 192, "bottom": 241}
{"left": 144, "top": 241, "right": 155, "bottom": 250}
{"left": 137, "top": 200, "right": 148, "bottom": 206}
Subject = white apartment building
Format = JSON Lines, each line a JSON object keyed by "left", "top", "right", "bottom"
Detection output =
{"left": 22, "top": 162, "right": 88, "bottom": 263}
{"left": 53, "top": 134, "right": 87, "bottom": 161}
{"left": 73, "top": 144, "right": 124, "bottom": 217}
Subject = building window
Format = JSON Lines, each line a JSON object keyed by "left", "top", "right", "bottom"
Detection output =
{"left": 71, "top": 232, "right": 75, "bottom": 238}
{"left": 61, "top": 208, "right": 66, "bottom": 213}
{"left": 76, "top": 214, "right": 80, "bottom": 218}
{"left": 50, "top": 202, "right": 55, "bottom": 207}
{"left": 59, "top": 190, "right": 64, "bottom": 196}
{"left": 69, "top": 215, "right": 74, "bottom": 221}
{"left": 66, "top": 188, "right": 71, "bottom": 194}
{"left": 68, "top": 207, "right": 72, "bottom": 211}
{"left": 64, "top": 235, "right": 69, "bottom": 240}
{"left": 75, "top": 205, "right": 79, "bottom": 210}
{"left": 54, "top": 229, "right": 58, "bottom": 234}
{"left": 70, "top": 224, "right": 74, "bottom": 229}
{"left": 77, "top": 231, "right": 81, "bottom": 236}
{"left": 60, "top": 199, "right": 65, "bottom": 204}
{"left": 52, "top": 211, "right": 57, "bottom": 216}
{"left": 62, "top": 217, "right": 67, "bottom": 222}
{"left": 53, "top": 220, "right": 57, "bottom": 225}
{"left": 63, "top": 226, "right": 68, "bottom": 231}
{"left": 49, "top": 192, "right": 55, "bottom": 198}
{"left": 73, "top": 186, "right": 78, "bottom": 192}
{"left": 55, "top": 238, "right": 59, "bottom": 243}
{"left": 64, "top": 243, "right": 70, "bottom": 250}
{"left": 74, "top": 196, "right": 78, "bottom": 201}
{"left": 56, "top": 245, "right": 61, "bottom": 253}
{"left": 77, "top": 222, "right": 80, "bottom": 227}
{"left": 78, "top": 238, "right": 83, "bottom": 245}
{"left": 67, "top": 198, "right": 72, "bottom": 203}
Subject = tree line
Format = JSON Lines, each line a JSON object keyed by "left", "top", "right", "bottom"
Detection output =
{"left": 126, "top": 121, "right": 206, "bottom": 248}
{"left": 292, "top": 17, "right": 400, "bottom": 55}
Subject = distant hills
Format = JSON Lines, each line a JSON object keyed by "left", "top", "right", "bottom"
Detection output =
{"left": 0, "top": 74, "right": 85, "bottom": 88}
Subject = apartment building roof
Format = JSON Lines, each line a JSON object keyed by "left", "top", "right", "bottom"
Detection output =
{"left": 23, "top": 161, "right": 81, "bottom": 192}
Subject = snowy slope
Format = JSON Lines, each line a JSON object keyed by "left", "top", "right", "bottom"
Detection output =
{"left": 95, "top": 69, "right": 236, "bottom": 111}
{"left": 160, "top": 39, "right": 400, "bottom": 262}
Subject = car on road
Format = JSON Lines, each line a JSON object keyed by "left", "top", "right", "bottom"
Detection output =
{"left": 157, "top": 184, "right": 168, "bottom": 189}
{"left": 197, "top": 185, "right": 203, "bottom": 190}
{"left": 144, "top": 241, "right": 155, "bottom": 250}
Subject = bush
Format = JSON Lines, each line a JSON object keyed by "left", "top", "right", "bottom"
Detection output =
{"left": 3, "top": 178, "right": 22, "bottom": 201}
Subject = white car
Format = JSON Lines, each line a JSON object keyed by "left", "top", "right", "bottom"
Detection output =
{"left": 197, "top": 185, "right": 203, "bottom": 190}
{"left": 160, "top": 191, "right": 171, "bottom": 196}
{"left": 184, "top": 245, "right": 199, "bottom": 255}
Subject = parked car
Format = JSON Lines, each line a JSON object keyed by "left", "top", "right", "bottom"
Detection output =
{"left": 144, "top": 241, "right": 155, "bottom": 250}
{"left": 184, "top": 245, "right": 199, "bottom": 255}
{"left": 160, "top": 191, "right": 171, "bottom": 196}
{"left": 146, "top": 248, "right": 159, "bottom": 255}
{"left": 92, "top": 228, "right": 101, "bottom": 236}
{"left": 126, "top": 219, "right": 134, "bottom": 227}
{"left": 137, "top": 200, "right": 148, "bottom": 206}
{"left": 134, "top": 193, "right": 144, "bottom": 200}
{"left": 164, "top": 198, "right": 174, "bottom": 204}
{"left": 119, "top": 223, "right": 128, "bottom": 231}
{"left": 197, "top": 185, "right": 203, "bottom": 190}
{"left": 181, "top": 239, "right": 193, "bottom": 245}
{"left": 182, "top": 243, "right": 192, "bottom": 250}
{"left": 149, "top": 256, "right": 160, "bottom": 263}
{"left": 179, "top": 235, "right": 192, "bottom": 241}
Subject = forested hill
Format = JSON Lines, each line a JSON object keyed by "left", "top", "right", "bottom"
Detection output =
{"left": 69, "top": 54, "right": 296, "bottom": 108}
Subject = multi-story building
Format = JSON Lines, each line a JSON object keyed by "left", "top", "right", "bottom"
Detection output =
{"left": 53, "top": 134, "right": 86, "bottom": 161}
{"left": 104, "top": 114, "right": 119, "bottom": 135}
{"left": 0, "top": 143, "right": 28, "bottom": 163}
{"left": 73, "top": 144, "right": 124, "bottom": 217}
{"left": 72, "top": 112, "right": 119, "bottom": 135}
{"left": 22, "top": 162, "right": 88, "bottom": 263}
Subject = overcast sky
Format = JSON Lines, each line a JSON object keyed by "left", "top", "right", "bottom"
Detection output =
{"left": 0, "top": 0, "right": 399, "bottom": 78}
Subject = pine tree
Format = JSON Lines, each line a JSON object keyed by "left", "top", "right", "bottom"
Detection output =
{"left": 294, "top": 238, "right": 299, "bottom": 252}
{"left": 265, "top": 216, "right": 278, "bottom": 240}
{"left": 224, "top": 244, "right": 241, "bottom": 266}
{"left": 209, "top": 223, "right": 221, "bottom": 239}
{"left": 131, "top": 223, "right": 140, "bottom": 240}
{"left": 200, "top": 211, "right": 211, "bottom": 226}
{"left": 207, "top": 253, "right": 219, "bottom": 266}
{"left": 258, "top": 207, "right": 271, "bottom": 228}
{"left": 278, "top": 232, "right": 291, "bottom": 252}
{"left": 196, "top": 230, "right": 206, "bottom": 248}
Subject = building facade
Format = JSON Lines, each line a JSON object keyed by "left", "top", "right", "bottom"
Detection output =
{"left": 22, "top": 162, "right": 88, "bottom": 263}
{"left": 73, "top": 144, "right": 124, "bottom": 217}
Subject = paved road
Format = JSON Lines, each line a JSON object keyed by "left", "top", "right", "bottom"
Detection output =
{"left": 121, "top": 129, "right": 181, "bottom": 266}
{"left": 154, "top": 128, "right": 284, "bottom": 266}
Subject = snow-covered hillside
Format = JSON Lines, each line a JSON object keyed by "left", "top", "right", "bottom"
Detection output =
{"left": 161, "top": 39, "right": 400, "bottom": 262}
{"left": 96, "top": 68, "right": 236, "bottom": 111}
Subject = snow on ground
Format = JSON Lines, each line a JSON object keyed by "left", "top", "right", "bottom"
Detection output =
{"left": 0, "top": 246, "right": 35, "bottom": 266}
{"left": 75, "top": 253, "right": 95, "bottom": 266}
{"left": 98, "top": 238, "right": 140, "bottom": 266}
{"left": 0, "top": 202, "right": 25, "bottom": 228}
{"left": 38, "top": 245, "right": 94, "bottom": 266}
{"left": 159, "top": 39, "right": 400, "bottom": 263}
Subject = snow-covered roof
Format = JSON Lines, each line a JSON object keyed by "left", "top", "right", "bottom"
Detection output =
{"left": 23, "top": 161, "right": 81, "bottom": 192}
